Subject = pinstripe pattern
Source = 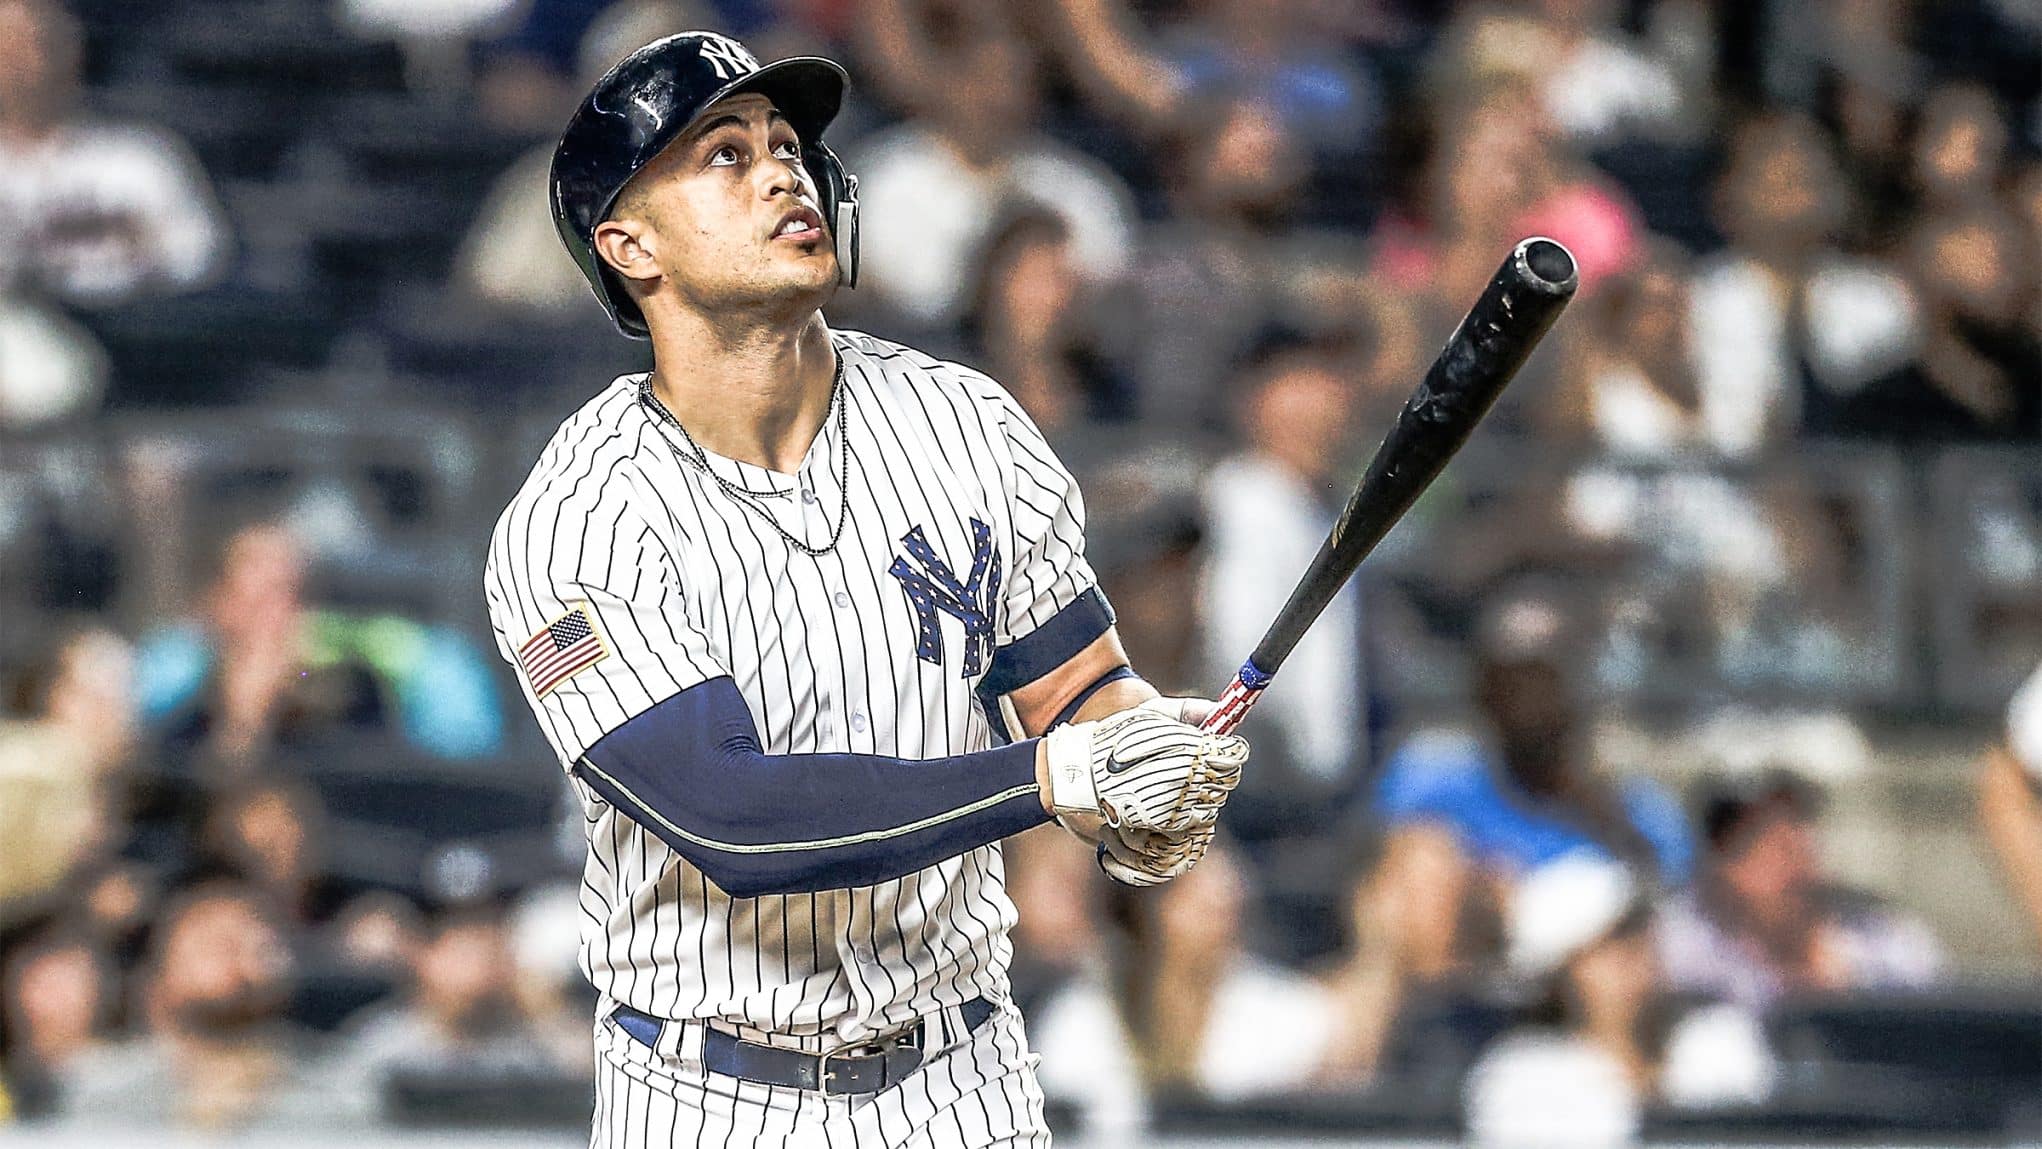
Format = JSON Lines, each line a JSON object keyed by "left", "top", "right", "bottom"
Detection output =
{"left": 589, "top": 1001, "right": 1050, "bottom": 1148}
{"left": 485, "top": 328, "right": 1087, "bottom": 1143}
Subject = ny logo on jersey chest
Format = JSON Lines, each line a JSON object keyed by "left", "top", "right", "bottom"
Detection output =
{"left": 888, "top": 519, "right": 1001, "bottom": 676}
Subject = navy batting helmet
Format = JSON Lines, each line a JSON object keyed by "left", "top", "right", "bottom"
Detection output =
{"left": 549, "top": 32, "right": 859, "bottom": 338}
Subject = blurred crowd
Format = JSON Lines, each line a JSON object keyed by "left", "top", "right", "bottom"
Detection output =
{"left": 0, "top": 0, "right": 2039, "bottom": 1142}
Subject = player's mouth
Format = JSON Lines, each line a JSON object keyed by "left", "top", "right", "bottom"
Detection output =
{"left": 771, "top": 205, "right": 825, "bottom": 245}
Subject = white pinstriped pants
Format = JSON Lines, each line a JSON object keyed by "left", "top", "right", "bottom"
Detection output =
{"left": 589, "top": 1000, "right": 1054, "bottom": 1149}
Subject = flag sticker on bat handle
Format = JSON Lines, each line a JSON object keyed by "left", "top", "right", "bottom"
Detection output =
{"left": 1202, "top": 658, "right": 1274, "bottom": 736}
{"left": 1200, "top": 238, "right": 1579, "bottom": 737}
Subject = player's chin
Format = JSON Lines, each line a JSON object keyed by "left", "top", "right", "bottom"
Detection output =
{"left": 766, "top": 243, "right": 838, "bottom": 290}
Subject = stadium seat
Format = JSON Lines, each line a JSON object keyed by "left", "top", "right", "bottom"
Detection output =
{"left": 155, "top": 3, "right": 407, "bottom": 97}
{"left": 96, "top": 81, "right": 303, "bottom": 181}
{"left": 1769, "top": 991, "right": 2042, "bottom": 1089}
{"left": 382, "top": 1068, "right": 592, "bottom": 1129}
{"left": 81, "top": 287, "right": 346, "bottom": 408}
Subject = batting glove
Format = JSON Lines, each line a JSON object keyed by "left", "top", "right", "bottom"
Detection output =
{"left": 1096, "top": 823, "right": 1217, "bottom": 888}
{"left": 1041, "top": 706, "right": 1247, "bottom": 840}
{"left": 1135, "top": 695, "right": 1219, "bottom": 727}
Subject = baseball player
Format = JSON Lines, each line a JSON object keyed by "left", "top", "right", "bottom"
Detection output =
{"left": 483, "top": 32, "right": 1250, "bottom": 1148}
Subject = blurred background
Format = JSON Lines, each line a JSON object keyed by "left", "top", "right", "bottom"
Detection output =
{"left": 0, "top": 0, "right": 2038, "bottom": 1144}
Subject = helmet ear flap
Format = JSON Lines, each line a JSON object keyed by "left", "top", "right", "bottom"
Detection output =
{"left": 806, "top": 141, "right": 859, "bottom": 288}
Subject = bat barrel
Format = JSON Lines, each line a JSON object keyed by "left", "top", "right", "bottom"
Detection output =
{"left": 1518, "top": 236, "right": 1578, "bottom": 294}
{"left": 1242, "top": 237, "right": 1578, "bottom": 679}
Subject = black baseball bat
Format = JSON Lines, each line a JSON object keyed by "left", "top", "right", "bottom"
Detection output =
{"left": 1202, "top": 237, "right": 1578, "bottom": 734}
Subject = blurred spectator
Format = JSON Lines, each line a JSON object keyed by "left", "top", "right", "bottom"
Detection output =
{"left": 1441, "top": 0, "right": 1691, "bottom": 147}
{"left": 339, "top": 0, "right": 523, "bottom": 93}
{"left": 1464, "top": 854, "right": 1774, "bottom": 1148}
{"left": 1084, "top": 449, "right": 1208, "bottom": 692}
{"left": 1372, "top": 79, "right": 1644, "bottom": 311}
{"left": 1979, "top": 664, "right": 2042, "bottom": 954}
{"left": 2018, "top": 162, "right": 2042, "bottom": 264}
{"left": 199, "top": 777, "right": 342, "bottom": 928}
{"left": 0, "top": 626, "right": 133, "bottom": 928}
{"left": 1548, "top": 242, "right": 1711, "bottom": 456}
{"left": 1004, "top": 825, "right": 1105, "bottom": 1012}
{"left": 1132, "top": 98, "right": 1367, "bottom": 435}
{"left": 1687, "top": 113, "right": 1917, "bottom": 454}
{"left": 1822, "top": 206, "right": 2038, "bottom": 441}
{"left": 1, "top": 926, "right": 112, "bottom": 1120}
{"left": 1768, "top": 0, "right": 1923, "bottom": 245}
{"left": 137, "top": 523, "right": 313, "bottom": 776}
{"left": 1156, "top": 0, "right": 1382, "bottom": 159}
{"left": 455, "top": 140, "right": 597, "bottom": 315}
{"left": 455, "top": 1, "right": 696, "bottom": 314}
{"left": 1910, "top": 83, "right": 2014, "bottom": 216}
{"left": 61, "top": 882, "right": 356, "bottom": 1130}
{"left": 327, "top": 891, "right": 427, "bottom": 980}
{"left": 504, "top": 881, "right": 593, "bottom": 1067}
{"left": 956, "top": 207, "right": 1136, "bottom": 444}
{"left": 1656, "top": 769, "right": 1944, "bottom": 1012}
{"left": 1037, "top": 0, "right": 1385, "bottom": 164}
{"left": 133, "top": 523, "right": 504, "bottom": 779}
{"left": 341, "top": 905, "right": 572, "bottom": 1111}
{"left": 0, "top": 297, "right": 105, "bottom": 430}
{"left": 1713, "top": 479, "right": 1892, "bottom": 692}
{"left": 0, "top": 0, "right": 228, "bottom": 307}
{"left": 341, "top": 0, "right": 522, "bottom": 41}
{"left": 850, "top": 0, "right": 1136, "bottom": 329}
{"left": 1033, "top": 844, "right": 1338, "bottom": 1136}
{"left": 1368, "top": 593, "right": 1693, "bottom": 983}
{"left": 1569, "top": 461, "right": 1893, "bottom": 698}
{"left": 68, "top": 858, "right": 160, "bottom": 978}
{"left": 1200, "top": 350, "right": 1368, "bottom": 828}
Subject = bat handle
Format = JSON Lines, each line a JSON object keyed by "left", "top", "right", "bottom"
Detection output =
{"left": 1200, "top": 659, "right": 1274, "bottom": 735}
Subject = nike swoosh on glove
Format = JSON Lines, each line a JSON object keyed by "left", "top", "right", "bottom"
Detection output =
{"left": 1041, "top": 705, "right": 1247, "bottom": 839}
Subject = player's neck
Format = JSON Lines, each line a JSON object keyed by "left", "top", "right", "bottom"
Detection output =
{"left": 647, "top": 312, "right": 837, "bottom": 474}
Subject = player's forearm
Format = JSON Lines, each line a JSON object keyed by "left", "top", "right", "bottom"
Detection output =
{"left": 1005, "top": 621, "right": 1147, "bottom": 736}
{"left": 577, "top": 678, "right": 1051, "bottom": 898}
{"left": 1065, "top": 675, "right": 1159, "bottom": 725}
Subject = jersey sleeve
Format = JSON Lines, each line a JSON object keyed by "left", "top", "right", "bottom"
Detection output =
{"left": 974, "top": 385, "right": 1114, "bottom": 698}
{"left": 485, "top": 484, "right": 725, "bottom": 766}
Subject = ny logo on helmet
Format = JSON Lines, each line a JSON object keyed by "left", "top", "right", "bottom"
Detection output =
{"left": 698, "top": 35, "right": 759, "bottom": 81}
{"left": 889, "top": 520, "right": 1002, "bottom": 677}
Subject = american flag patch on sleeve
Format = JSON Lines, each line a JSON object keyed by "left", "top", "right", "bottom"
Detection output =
{"left": 518, "top": 605, "right": 608, "bottom": 697}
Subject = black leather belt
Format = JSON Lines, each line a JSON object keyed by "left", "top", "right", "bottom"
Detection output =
{"left": 609, "top": 997, "right": 996, "bottom": 1095}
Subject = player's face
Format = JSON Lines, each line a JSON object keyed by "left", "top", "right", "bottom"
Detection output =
{"left": 600, "top": 94, "right": 837, "bottom": 316}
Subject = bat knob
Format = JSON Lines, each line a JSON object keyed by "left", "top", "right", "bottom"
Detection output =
{"left": 1516, "top": 237, "right": 1578, "bottom": 294}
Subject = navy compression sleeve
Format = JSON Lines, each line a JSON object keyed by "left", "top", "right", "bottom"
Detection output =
{"left": 573, "top": 677, "right": 1052, "bottom": 898}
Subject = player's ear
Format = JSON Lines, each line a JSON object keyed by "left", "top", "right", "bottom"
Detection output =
{"left": 593, "top": 218, "right": 661, "bottom": 284}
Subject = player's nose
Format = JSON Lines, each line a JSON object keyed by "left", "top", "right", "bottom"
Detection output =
{"left": 755, "top": 148, "right": 808, "bottom": 204}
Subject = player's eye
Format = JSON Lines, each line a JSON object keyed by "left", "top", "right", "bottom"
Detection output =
{"left": 771, "top": 139, "right": 800, "bottom": 161}
{"left": 708, "top": 144, "right": 741, "bottom": 167}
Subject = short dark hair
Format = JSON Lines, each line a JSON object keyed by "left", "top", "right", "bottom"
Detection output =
{"left": 1695, "top": 768, "right": 1824, "bottom": 853}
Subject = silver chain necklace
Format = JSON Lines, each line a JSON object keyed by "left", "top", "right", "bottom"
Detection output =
{"left": 637, "top": 362, "right": 854, "bottom": 558}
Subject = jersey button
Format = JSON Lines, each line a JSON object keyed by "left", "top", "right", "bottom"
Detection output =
{"left": 800, "top": 488, "right": 817, "bottom": 504}
{"left": 833, "top": 591, "right": 851, "bottom": 609}
{"left": 851, "top": 711, "right": 868, "bottom": 733}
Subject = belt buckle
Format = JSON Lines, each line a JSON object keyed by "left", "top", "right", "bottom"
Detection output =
{"left": 819, "top": 1041, "right": 891, "bottom": 1094}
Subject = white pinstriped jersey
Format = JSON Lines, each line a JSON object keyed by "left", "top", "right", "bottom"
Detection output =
{"left": 484, "top": 328, "right": 1094, "bottom": 1047}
